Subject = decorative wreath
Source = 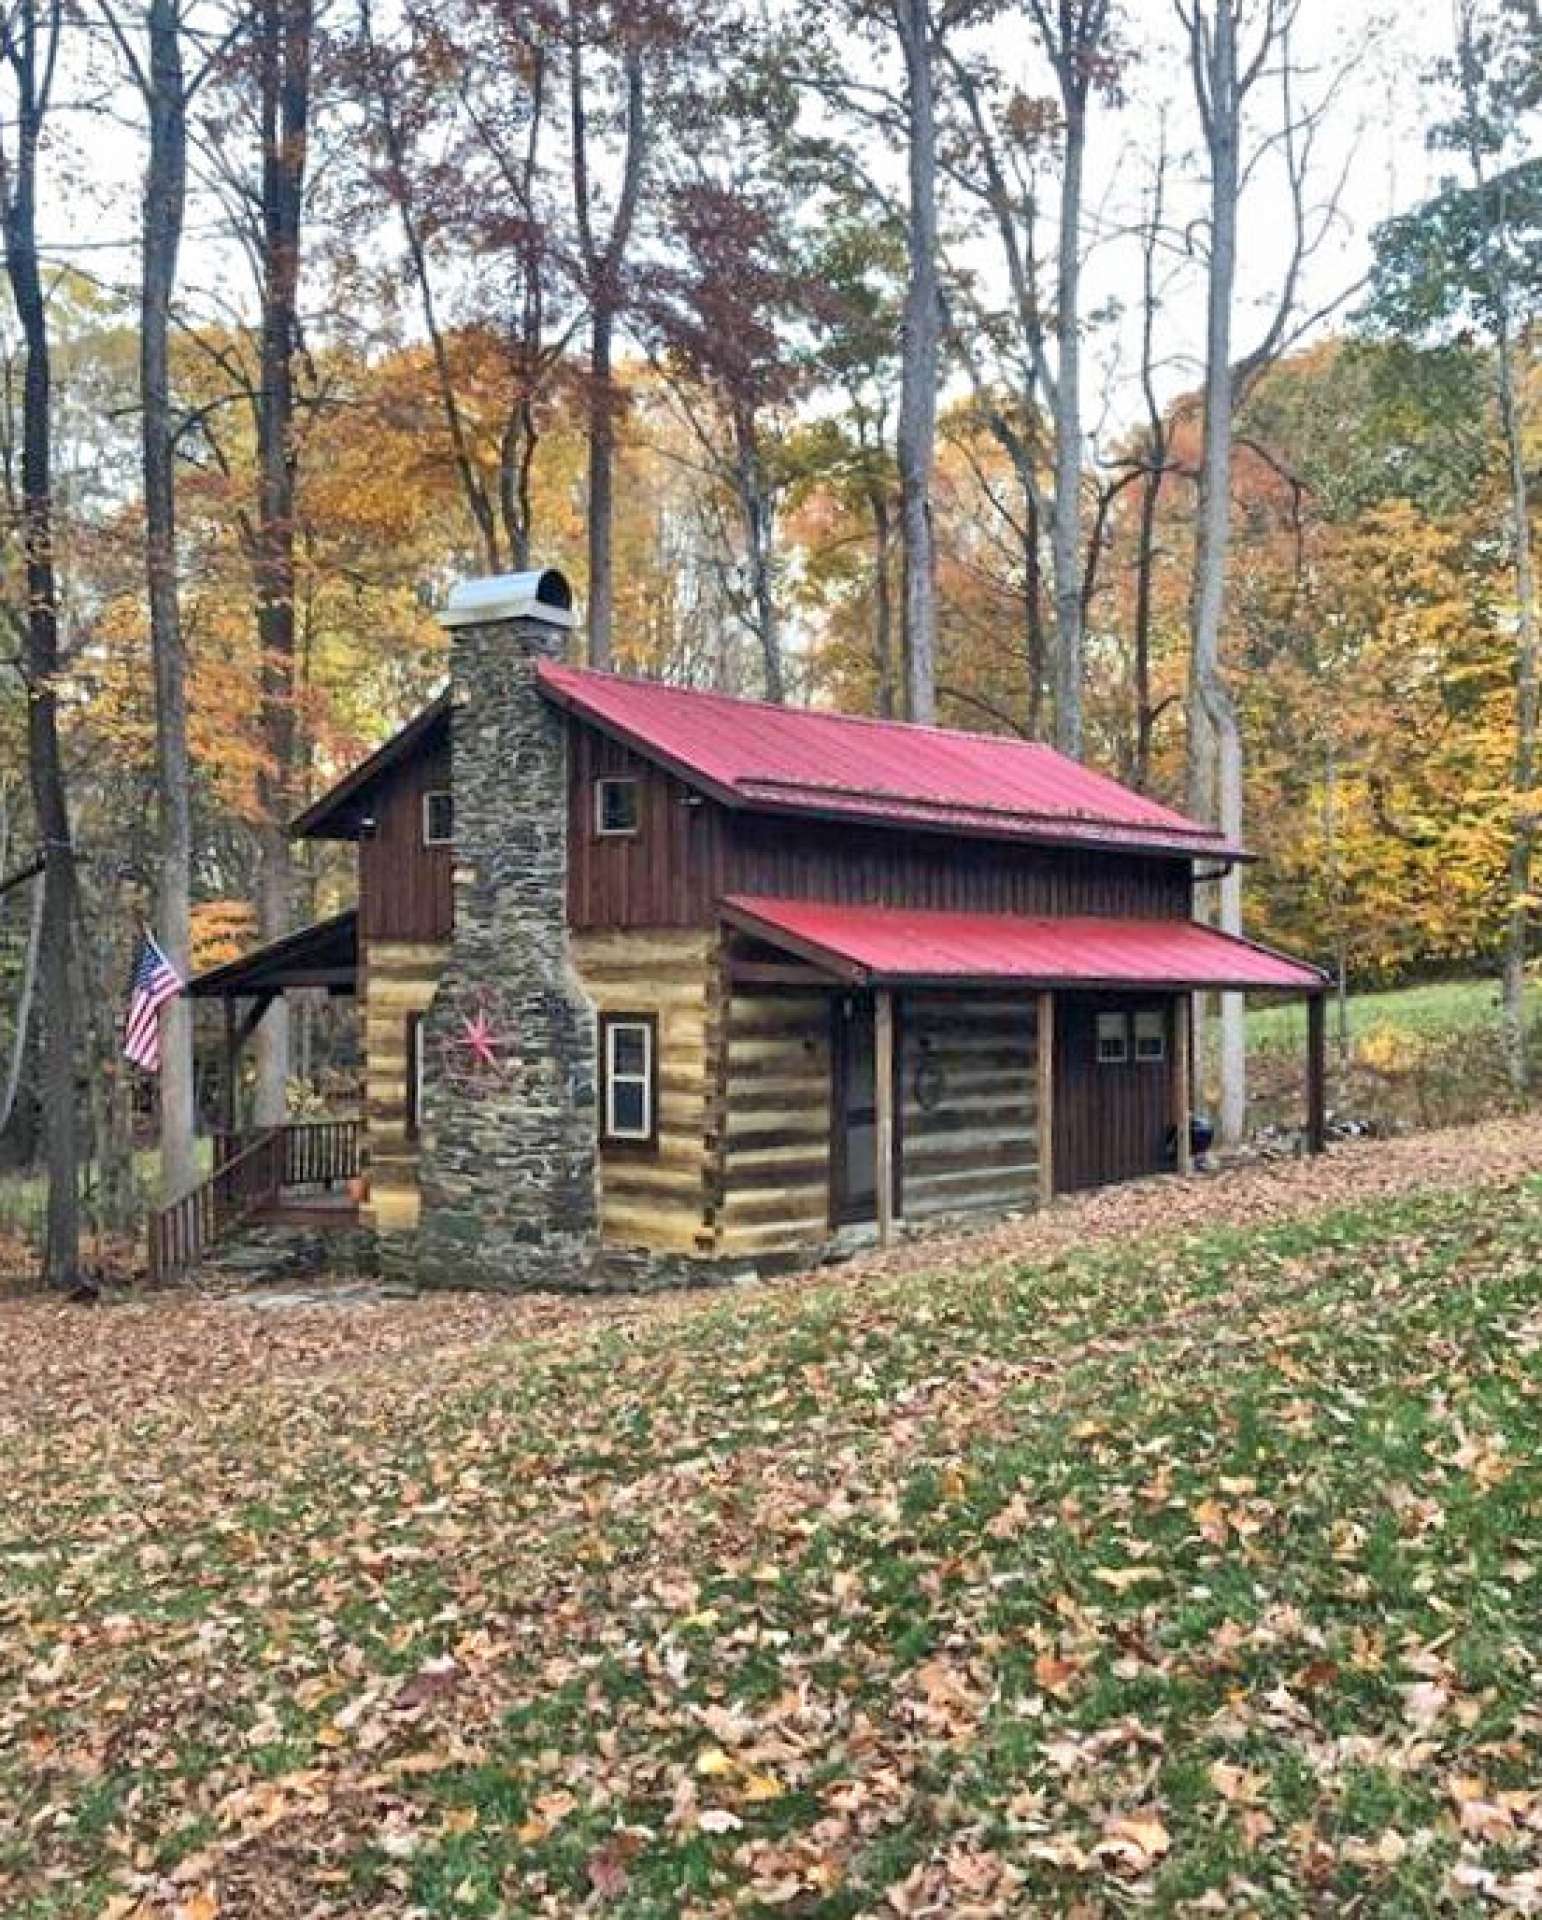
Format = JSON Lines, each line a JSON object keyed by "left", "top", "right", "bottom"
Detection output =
{"left": 913, "top": 1054, "right": 945, "bottom": 1113}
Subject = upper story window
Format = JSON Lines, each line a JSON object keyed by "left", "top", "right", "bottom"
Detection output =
{"left": 422, "top": 789, "right": 453, "bottom": 846}
{"left": 595, "top": 777, "right": 641, "bottom": 837}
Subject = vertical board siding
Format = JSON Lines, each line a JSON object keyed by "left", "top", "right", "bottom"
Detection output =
{"left": 1053, "top": 992, "right": 1177, "bottom": 1194}
{"left": 716, "top": 987, "right": 832, "bottom": 1258}
{"left": 566, "top": 720, "right": 1193, "bottom": 931}
{"left": 571, "top": 929, "right": 717, "bottom": 1253}
{"left": 362, "top": 940, "right": 448, "bottom": 1231}
{"left": 900, "top": 993, "right": 1041, "bottom": 1224}
{"left": 568, "top": 730, "right": 717, "bottom": 927}
{"left": 359, "top": 743, "right": 454, "bottom": 943}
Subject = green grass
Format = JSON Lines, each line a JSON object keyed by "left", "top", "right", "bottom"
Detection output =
{"left": 1247, "top": 973, "right": 1538, "bottom": 1055}
{"left": 4, "top": 1169, "right": 1542, "bottom": 1913}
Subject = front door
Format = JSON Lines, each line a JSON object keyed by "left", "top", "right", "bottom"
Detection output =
{"left": 831, "top": 992, "right": 899, "bottom": 1225}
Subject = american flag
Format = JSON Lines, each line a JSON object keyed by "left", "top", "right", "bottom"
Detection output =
{"left": 123, "top": 932, "right": 184, "bottom": 1072}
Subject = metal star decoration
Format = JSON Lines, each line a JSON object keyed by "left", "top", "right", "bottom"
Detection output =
{"left": 453, "top": 1001, "right": 513, "bottom": 1078}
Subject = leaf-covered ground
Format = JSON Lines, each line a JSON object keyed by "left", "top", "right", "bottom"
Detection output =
{"left": 5, "top": 1117, "right": 1542, "bottom": 1918}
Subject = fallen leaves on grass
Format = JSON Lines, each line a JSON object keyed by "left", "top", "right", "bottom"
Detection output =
{"left": 2, "top": 1118, "right": 1542, "bottom": 1915}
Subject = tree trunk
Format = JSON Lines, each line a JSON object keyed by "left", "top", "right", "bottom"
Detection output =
{"left": 568, "top": 15, "right": 644, "bottom": 671}
{"left": 2, "top": 0, "right": 79, "bottom": 1286}
{"left": 142, "top": 0, "right": 197, "bottom": 1199}
{"left": 1049, "top": 91, "right": 1086, "bottom": 755}
{"left": 1497, "top": 304, "right": 1537, "bottom": 1091}
{"left": 1184, "top": 0, "right": 1247, "bottom": 1148}
{"left": 895, "top": 0, "right": 938, "bottom": 725}
{"left": 251, "top": 0, "right": 311, "bottom": 1125}
{"left": 1132, "top": 457, "right": 1162, "bottom": 791}
{"left": 586, "top": 298, "right": 615, "bottom": 669}
{"left": 871, "top": 486, "right": 896, "bottom": 719}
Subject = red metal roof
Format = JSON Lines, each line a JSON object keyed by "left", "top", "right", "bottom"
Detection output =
{"left": 538, "top": 663, "right": 1241, "bottom": 859}
{"left": 722, "top": 896, "right": 1326, "bottom": 992}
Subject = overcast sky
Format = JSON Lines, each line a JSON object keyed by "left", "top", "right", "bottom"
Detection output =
{"left": 47, "top": 0, "right": 1464, "bottom": 444}
{"left": 973, "top": 0, "right": 1459, "bottom": 434}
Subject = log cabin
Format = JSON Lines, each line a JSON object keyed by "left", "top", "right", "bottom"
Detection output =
{"left": 179, "top": 568, "right": 1327, "bottom": 1290}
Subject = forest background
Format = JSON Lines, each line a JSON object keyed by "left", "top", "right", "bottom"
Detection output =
{"left": 0, "top": 0, "right": 1536, "bottom": 1284}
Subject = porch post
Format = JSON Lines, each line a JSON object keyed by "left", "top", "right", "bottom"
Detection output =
{"left": 1173, "top": 993, "right": 1193, "bottom": 1175}
{"left": 1036, "top": 989, "right": 1055, "bottom": 1206}
{"left": 1306, "top": 991, "right": 1327, "bottom": 1155}
{"left": 875, "top": 986, "right": 896, "bottom": 1248}
{"left": 223, "top": 997, "right": 238, "bottom": 1140}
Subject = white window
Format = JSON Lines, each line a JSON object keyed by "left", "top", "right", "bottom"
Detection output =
{"left": 1096, "top": 1012, "right": 1130, "bottom": 1065}
{"left": 1134, "top": 1010, "right": 1167, "bottom": 1063}
{"left": 603, "top": 1016, "right": 655, "bottom": 1142}
{"left": 422, "top": 790, "right": 453, "bottom": 846}
{"left": 595, "top": 777, "right": 640, "bottom": 836}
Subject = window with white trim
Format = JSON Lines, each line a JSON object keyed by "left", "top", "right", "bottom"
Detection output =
{"left": 1133, "top": 1010, "right": 1167, "bottom": 1062}
{"left": 1096, "top": 1012, "right": 1130, "bottom": 1065}
{"left": 595, "top": 777, "right": 640, "bottom": 836}
{"left": 422, "top": 789, "right": 453, "bottom": 846}
{"left": 601, "top": 1015, "right": 656, "bottom": 1143}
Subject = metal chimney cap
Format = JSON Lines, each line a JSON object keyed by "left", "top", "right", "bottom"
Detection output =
{"left": 439, "top": 568, "right": 576, "bottom": 630}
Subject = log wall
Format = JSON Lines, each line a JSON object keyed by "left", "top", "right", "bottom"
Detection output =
{"left": 713, "top": 987, "right": 832, "bottom": 1259}
{"left": 570, "top": 929, "right": 717, "bottom": 1253}
{"left": 899, "top": 993, "right": 1042, "bottom": 1224}
{"left": 361, "top": 939, "right": 448, "bottom": 1232}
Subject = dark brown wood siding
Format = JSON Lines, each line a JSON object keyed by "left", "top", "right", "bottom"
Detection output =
{"left": 1052, "top": 992, "right": 1177, "bottom": 1194}
{"left": 567, "top": 719, "right": 1192, "bottom": 929}
{"left": 358, "top": 742, "right": 454, "bottom": 942}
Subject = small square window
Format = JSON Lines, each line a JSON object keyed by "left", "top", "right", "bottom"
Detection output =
{"left": 596, "top": 777, "right": 640, "bottom": 836}
{"left": 423, "top": 790, "right": 453, "bottom": 846}
{"left": 1096, "top": 1012, "right": 1129, "bottom": 1065}
{"left": 1134, "top": 1010, "right": 1167, "bottom": 1062}
{"left": 602, "top": 1014, "right": 656, "bottom": 1144}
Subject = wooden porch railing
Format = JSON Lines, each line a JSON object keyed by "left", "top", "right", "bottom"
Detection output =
{"left": 214, "top": 1117, "right": 361, "bottom": 1191}
{"left": 150, "top": 1119, "right": 361, "bottom": 1282}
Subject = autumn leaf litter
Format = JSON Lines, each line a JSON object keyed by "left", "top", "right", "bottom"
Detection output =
{"left": 3, "top": 1113, "right": 1542, "bottom": 1916}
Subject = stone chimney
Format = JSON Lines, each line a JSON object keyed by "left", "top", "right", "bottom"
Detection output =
{"left": 413, "top": 568, "right": 600, "bottom": 1289}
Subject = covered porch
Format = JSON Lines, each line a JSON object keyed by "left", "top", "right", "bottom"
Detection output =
{"left": 720, "top": 896, "right": 1329, "bottom": 1249}
{"left": 152, "top": 912, "right": 363, "bottom": 1279}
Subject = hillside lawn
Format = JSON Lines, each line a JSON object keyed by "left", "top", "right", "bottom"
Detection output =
{"left": 4, "top": 1118, "right": 1542, "bottom": 1918}
{"left": 1247, "top": 975, "right": 1542, "bottom": 1055}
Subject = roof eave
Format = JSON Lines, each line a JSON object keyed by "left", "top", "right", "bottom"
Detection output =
{"left": 289, "top": 693, "right": 450, "bottom": 841}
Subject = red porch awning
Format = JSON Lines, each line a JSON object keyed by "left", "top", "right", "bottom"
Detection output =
{"left": 721, "top": 896, "right": 1326, "bottom": 993}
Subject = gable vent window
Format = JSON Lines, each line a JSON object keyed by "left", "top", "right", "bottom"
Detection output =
{"left": 1096, "top": 1012, "right": 1130, "bottom": 1066}
{"left": 422, "top": 790, "right": 453, "bottom": 846}
{"left": 596, "top": 777, "right": 640, "bottom": 837}
{"left": 601, "top": 1014, "right": 656, "bottom": 1144}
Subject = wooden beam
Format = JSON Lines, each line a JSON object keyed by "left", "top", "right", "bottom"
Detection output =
{"left": 1036, "top": 989, "right": 1055, "bottom": 1206}
{"left": 1173, "top": 994, "right": 1193, "bottom": 1175}
{"left": 875, "top": 988, "right": 895, "bottom": 1248}
{"left": 1306, "top": 992, "right": 1327, "bottom": 1155}
{"left": 726, "top": 960, "right": 837, "bottom": 989}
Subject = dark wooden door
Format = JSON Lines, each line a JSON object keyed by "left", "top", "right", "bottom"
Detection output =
{"left": 830, "top": 993, "right": 901, "bottom": 1225}
{"left": 1053, "top": 993, "right": 1175, "bottom": 1194}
